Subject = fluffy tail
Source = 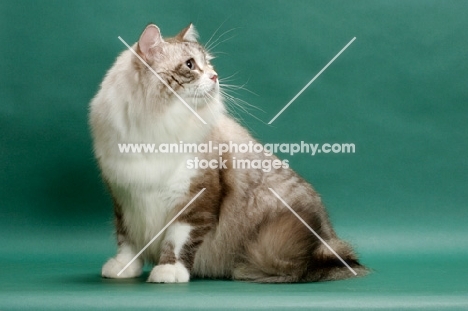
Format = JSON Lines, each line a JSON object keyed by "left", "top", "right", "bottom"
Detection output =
{"left": 232, "top": 210, "right": 367, "bottom": 283}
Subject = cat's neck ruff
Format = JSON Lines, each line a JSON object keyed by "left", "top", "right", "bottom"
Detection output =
{"left": 90, "top": 50, "right": 224, "bottom": 189}
{"left": 102, "top": 50, "right": 223, "bottom": 145}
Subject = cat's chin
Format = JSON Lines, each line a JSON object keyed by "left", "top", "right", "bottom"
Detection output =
{"left": 190, "top": 90, "right": 218, "bottom": 99}
{"left": 188, "top": 92, "right": 219, "bottom": 103}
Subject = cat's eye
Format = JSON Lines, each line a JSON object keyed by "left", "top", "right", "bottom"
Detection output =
{"left": 186, "top": 59, "right": 195, "bottom": 70}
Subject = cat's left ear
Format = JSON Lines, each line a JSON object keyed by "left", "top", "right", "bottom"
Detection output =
{"left": 137, "top": 24, "right": 164, "bottom": 62}
{"left": 176, "top": 23, "right": 199, "bottom": 42}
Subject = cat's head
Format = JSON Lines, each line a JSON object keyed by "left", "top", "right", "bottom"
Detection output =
{"left": 134, "top": 24, "right": 218, "bottom": 104}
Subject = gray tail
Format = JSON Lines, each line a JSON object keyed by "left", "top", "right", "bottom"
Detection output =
{"left": 232, "top": 210, "right": 368, "bottom": 283}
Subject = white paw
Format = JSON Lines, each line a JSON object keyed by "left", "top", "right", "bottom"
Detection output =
{"left": 147, "top": 262, "right": 190, "bottom": 283}
{"left": 102, "top": 257, "right": 142, "bottom": 279}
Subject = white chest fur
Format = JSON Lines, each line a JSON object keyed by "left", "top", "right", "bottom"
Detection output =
{"left": 108, "top": 153, "right": 196, "bottom": 258}
{"left": 90, "top": 51, "right": 223, "bottom": 259}
{"left": 93, "top": 99, "right": 208, "bottom": 257}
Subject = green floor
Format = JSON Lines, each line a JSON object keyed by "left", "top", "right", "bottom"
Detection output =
{"left": 1, "top": 227, "right": 467, "bottom": 310}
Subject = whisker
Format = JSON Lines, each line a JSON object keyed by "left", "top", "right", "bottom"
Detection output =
{"left": 206, "top": 28, "right": 239, "bottom": 51}
{"left": 220, "top": 97, "right": 246, "bottom": 125}
{"left": 203, "top": 92, "right": 220, "bottom": 121}
{"left": 204, "top": 17, "right": 231, "bottom": 48}
{"left": 218, "top": 71, "right": 240, "bottom": 83}
{"left": 218, "top": 89, "right": 267, "bottom": 125}
{"left": 208, "top": 34, "right": 237, "bottom": 52}
{"left": 210, "top": 51, "right": 229, "bottom": 57}
{"left": 219, "top": 83, "right": 258, "bottom": 97}
{"left": 222, "top": 93, "right": 262, "bottom": 114}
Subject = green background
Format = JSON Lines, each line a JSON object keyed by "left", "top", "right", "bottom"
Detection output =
{"left": 1, "top": 0, "right": 467, "bottom": 310}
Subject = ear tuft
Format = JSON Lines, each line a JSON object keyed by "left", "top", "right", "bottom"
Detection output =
{"left": 177, "top": 23, "right": 199, "bottom": 42}
{"left": 137, "top": 24, "right": 163, "bottom": 61}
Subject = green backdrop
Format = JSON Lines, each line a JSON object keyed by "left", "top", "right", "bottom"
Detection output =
{"left": 1, "top": 0, "right": 467, "bottom": 310}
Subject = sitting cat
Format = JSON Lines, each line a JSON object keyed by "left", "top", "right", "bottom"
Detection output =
{"left": 89, "top": 23, "right": 366, "bottom": 283}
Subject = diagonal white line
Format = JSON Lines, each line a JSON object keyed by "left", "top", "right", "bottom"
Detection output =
{"left": 117, "top": 188, "right": 206, "bottom": 276}
{"left": 268, "top": 188, "right": 357, "bottom": 276}
{"left": 268, "top": 37, "right": 356, "bottom": 124}
{"left": 118, "top": 36, "right": 207, "bottom": 125}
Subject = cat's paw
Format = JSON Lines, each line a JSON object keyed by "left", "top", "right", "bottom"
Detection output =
{"left": 102, "top": 257, "right": 142, "bottom": 279}
{"left": 147, "top": 262, "right": 190, "bottom": 283}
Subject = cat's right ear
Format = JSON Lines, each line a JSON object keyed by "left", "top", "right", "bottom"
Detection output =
{"left": 137, "top": 24, "right": 163, "bottom": 62}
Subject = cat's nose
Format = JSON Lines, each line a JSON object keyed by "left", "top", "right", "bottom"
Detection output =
{"left": 210, "top": 74, "right": 218, "bottom": 82}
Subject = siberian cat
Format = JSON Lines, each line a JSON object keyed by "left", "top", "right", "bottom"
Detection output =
{"left": 89, "top": 23, "right": 366, "bottom": 283}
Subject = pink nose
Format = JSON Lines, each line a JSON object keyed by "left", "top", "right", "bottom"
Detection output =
{"left": 210, "top": 74, "right": 218, "bottom": 82}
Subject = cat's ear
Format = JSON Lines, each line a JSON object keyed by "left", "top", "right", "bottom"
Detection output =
{"left": 137, "top": 24, "right": 164, "bottom": 62}
{"left": 176, "top": 23, "right": 199, "bottom": 43}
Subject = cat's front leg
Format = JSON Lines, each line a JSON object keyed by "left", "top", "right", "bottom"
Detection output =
{"left": 147, "top": 221, "right": 201, "bottom": 283}
{"left": 102, "top": 199, "right": 143, "bottom": 279}
{"left": 102, "top": 235, "right": 143, "bottom": 278}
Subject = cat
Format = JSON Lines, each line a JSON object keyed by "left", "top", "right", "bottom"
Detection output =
{"left": 89, "top": 23, "right": 367, "bottom": 283}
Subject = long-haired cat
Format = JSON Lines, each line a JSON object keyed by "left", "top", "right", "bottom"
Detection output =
{"left": 89, "top": 23, "right": 366, "bottom": 283}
